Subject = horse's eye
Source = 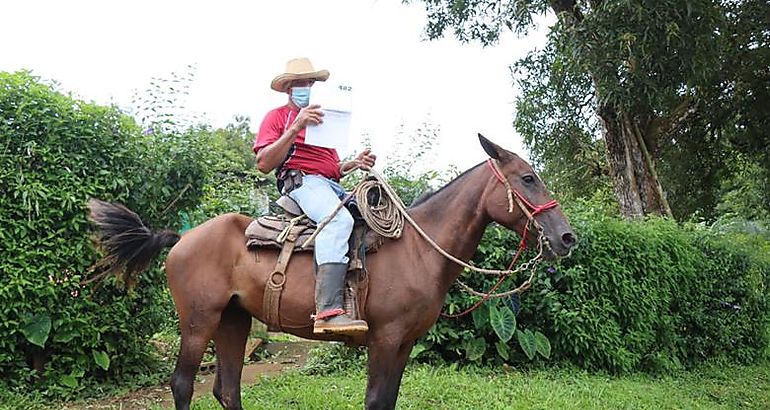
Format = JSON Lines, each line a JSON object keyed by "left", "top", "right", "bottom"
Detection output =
{"left": 523, "top": 175, "right": 536, "bottom": 184}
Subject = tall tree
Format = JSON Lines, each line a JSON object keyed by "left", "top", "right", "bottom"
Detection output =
{"left": 413, "top": 0, "right": 770, "bottom": 218}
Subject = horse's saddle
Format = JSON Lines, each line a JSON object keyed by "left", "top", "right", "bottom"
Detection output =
{"left": 245, "top": 214, "right": 383, "bottom": 256}
{"left": 245, "top": 211, "right": 383, "bottom": 257}
{"left": 244, "top": 195, "right": 384, "bottom": 333}
{"left": 245, "top": 214, "right": 316, "bottom": 250}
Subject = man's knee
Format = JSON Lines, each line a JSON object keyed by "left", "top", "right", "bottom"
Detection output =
{"left": 331, "top": 208, "right": 354, "bottom": 234}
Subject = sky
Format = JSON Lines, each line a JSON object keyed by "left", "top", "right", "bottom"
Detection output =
{"left": 2, "top": 0, "right": 554, "bottom": 173}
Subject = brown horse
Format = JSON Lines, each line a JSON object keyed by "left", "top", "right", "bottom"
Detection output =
{"left": 88, "top": 135, "right": 576, "bottom": 410}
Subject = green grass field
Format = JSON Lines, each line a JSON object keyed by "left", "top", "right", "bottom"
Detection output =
{"left": 181, "top": 363, "right": 770, "bottom": 410}
{"left": 3, "top": 360, "right": 767, "bottom": 409}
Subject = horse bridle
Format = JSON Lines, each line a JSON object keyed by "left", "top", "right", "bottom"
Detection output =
{"left": 486, "top": 159, "right": 559, "bottom": 247}
{"left": 439, "top": 160, "right": 561, "bottom": 318}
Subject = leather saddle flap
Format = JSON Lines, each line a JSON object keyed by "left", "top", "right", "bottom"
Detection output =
{"left": 245, "top": 216, "right": 315, "bottom": 250}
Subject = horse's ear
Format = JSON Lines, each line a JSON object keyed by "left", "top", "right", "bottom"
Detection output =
{"left": 478, "top": 133, "right": 513, "bottom": 161}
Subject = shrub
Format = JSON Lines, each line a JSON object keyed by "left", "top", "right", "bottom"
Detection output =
{"left": 0, "top": 71, "right": 207, "bottom": 396}
{"left": 417, "top": 198, "right": 770, "bottom": 373}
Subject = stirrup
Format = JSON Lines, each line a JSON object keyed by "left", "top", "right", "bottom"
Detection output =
{"left": 313, "top": 312, "right": 369, "bottom": 336}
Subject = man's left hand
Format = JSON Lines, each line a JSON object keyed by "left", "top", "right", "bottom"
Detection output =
{"left": 355, "top": 148, "right": 377, "bottom": 169}
{"left": 341, "top": 148, "right": 377, "bottom": 175}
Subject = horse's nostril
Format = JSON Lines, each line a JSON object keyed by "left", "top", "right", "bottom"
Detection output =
{"left": 562, "top": 232, "right": 576, "bottom": 248}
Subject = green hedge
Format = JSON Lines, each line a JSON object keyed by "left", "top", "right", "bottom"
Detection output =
{"left": 0, "top": 71, "right": 208, "bottom": 396}
{"left": 420, "top": 201, "right": 770, "bottom": 373}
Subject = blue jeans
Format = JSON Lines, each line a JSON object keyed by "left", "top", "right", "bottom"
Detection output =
{"left": 288, "top": 174, "right": 353, "bottom": 265}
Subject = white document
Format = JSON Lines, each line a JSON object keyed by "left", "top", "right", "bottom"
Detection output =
{"left": 304, "top": 82, "right": 353, "bottom": 151}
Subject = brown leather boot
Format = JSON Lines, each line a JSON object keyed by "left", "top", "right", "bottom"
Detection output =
{"left": 313, "top": 262, "right": 368, "bottom": 336}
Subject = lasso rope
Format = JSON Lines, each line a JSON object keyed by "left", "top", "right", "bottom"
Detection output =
{"left": 354, "top": 177, "right": 405, "bottom": 239}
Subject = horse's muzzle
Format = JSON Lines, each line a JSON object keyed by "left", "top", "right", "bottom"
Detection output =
{"left": 545, "top": 230, "right": 577, "bottom": 259}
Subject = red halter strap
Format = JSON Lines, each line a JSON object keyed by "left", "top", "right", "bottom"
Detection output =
{"left": 486, "top": 158, "right": 559, "bottom": 251}
{"left": 486, "top": 159, "right": 558, "bottom": 217}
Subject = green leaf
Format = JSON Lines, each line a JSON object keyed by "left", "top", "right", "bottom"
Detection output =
{"left": 59, "top": 368, "right": 85, "bottom": 389}
{"left": 489, "top": 305, "right": 516, "bottom": 342}
{"left": 517, "top": 329, "right": 537, "bottom": 360}
{"left": 409, "top": 343, "right": 428, "bottom": 359}
{"left": 21, "top": 313, "right": 51, "bottom": 348}
{"left": 471, "top": 303, "right": 488, "bottom": 330}
{"left": 534, "top": 331, "right": 551, "bottom": 359}
{"left": 53, "top": 328, "right": 77, "bottom": 343}
{"left": 93, "top": 350, "right": 110, "bottom": 370}
{"left": 495, "top": 340, "right": 510, "bottom": 361}
{"left": 464, "top": 337, "right": 487, "bottom": 362}
{"left": 60, "top": 375, "right": 78, "bottom": 388}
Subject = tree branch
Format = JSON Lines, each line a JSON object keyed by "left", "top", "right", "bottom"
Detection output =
{"left": 632, "top": 118, "right": 673, "bottom": 217}
{"left": 645, "top": 96, "right": 697, "bottom": 144}
{"left": 550, "top": 0, "right": 583, "bottom": 21}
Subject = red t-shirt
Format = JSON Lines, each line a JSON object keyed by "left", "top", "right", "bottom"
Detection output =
{"left": 253, "top": 105, "right": 341, "bottom": 180}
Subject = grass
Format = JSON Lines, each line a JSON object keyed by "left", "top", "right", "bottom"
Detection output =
{"left": 177, "top": 362, "right": 770, "bottom": 410}
{"left": 4, "top": 339, "right": 767, "bottom": 410}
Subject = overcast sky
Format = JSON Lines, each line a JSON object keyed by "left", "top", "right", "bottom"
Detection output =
{"left": 3, "top": 0, "right": 554, "bottom": 173}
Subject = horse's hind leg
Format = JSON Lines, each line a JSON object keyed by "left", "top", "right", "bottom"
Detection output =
{"left": 212, "top": 298, "right": 251, "bottom": 409}
{"left": 170, "top": 307, "right": 222, "bottom": 410}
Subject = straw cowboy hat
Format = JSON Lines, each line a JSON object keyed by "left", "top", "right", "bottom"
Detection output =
{"left": 271, "top": 57, "right": 330, "bottom": 92}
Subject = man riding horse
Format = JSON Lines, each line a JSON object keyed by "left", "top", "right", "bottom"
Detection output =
{"left": 253, "top": 57, "right": 376, "bottom": 337}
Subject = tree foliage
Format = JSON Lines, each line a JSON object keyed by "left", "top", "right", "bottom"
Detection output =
{"left": 184, "top": 117, "right": 276, "bottom": 225}
{"left": 412, "top": 0, "right": 770, "bottom": 221}
{"left": 379, "top": 122, "right": 456, "bottom": 205}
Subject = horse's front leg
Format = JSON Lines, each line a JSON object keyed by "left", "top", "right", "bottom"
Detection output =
{"left": 365, "top": 337, "right": 415, "bottom": 410}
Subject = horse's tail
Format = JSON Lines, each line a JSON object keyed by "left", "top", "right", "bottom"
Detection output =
{"left": 88, "top": 198, "right": 180, "bottom": 286}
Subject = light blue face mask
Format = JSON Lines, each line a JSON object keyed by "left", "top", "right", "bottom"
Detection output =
{"left": 290, "top": 86, "right": 311, "bottom": 108}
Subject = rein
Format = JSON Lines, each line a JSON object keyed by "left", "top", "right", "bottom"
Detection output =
{"left": 356, "top": 167, "right": 544, "bottom": 276}
{"left": 308, "top": 160, "right": 560, "bottom": 318}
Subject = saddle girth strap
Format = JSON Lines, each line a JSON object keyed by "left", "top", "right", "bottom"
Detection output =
{"left": 263, "top": 229, "right": 298, "bottom": 332}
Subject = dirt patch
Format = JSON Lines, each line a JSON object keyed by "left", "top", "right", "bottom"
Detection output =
{"left": 64, "top": 340, "right": 319, "bottom": 410}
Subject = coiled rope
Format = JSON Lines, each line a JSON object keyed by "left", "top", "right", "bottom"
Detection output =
{"left": 354, "top": 177, "right": 405, "bottom": 239}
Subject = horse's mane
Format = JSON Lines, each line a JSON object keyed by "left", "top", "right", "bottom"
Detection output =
{"left": 408, "top": 162, "right": 484, "bottom": 208}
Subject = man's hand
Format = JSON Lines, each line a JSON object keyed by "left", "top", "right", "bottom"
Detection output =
{"left": 355, "top": 148, "right": 377, "bottom": 169}
{"left": 255, "top": 105, "right": 324, "bottom": 173}
{"left": 291, "top": 104, "right": 324, "bottom": 130}
{"left": 340, "top": 148, "right": 377, "bottom": 175}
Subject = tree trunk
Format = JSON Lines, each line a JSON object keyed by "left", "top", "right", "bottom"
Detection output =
{"left": 550, "top": 1, "right": 675, "bottom": 218}
{"left": 598, "top": 104, "right": 672, "bottom": 218}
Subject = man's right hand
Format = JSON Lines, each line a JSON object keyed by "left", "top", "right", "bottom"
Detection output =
{"left": 292, "top": 104, "right": 324, "bottom": 130}
{"left": 255, "top": 104, "right": 324, "bottom": 174}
